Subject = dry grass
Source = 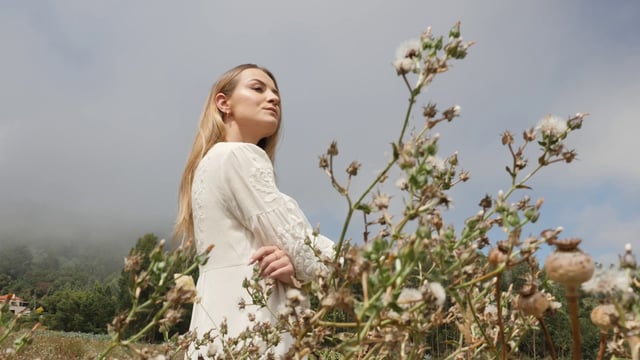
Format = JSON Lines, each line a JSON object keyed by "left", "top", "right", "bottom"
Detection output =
{"left": 9, "top": 329, "right": 179, "bottom": 360}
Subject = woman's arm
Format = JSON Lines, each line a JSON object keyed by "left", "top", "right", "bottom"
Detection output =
{"left": 221, "top": 143, "right": 335, "bottom": 283}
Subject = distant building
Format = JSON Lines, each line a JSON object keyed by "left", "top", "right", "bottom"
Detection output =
{"left": 0, "top": 294, "right": 31, "bottom": 315}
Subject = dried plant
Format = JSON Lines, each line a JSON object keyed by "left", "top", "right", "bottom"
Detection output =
{"left": 97, "top": 239, "right": 211, "bottom": 360}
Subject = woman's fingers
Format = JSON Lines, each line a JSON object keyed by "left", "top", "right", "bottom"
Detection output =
{"left": 250, "top": 246, "right": 296, "bottom": 284}
{"left": 249, "top": 245, "right": 278, "bottom": 264}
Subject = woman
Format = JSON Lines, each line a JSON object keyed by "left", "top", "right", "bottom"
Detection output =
{"left": 174, "top": 64, "right": 334, "bottom": 358}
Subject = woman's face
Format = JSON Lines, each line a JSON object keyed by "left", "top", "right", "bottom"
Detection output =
{"left": 224, "top": 68, "right": 280, "bottom": 144}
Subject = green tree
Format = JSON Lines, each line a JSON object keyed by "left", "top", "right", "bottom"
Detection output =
{"left": 0, "top": 244, "right": 32, "bottom": 283}
{"left": 115, "top": 233, "right": 192, "bottom": 342}
{"left": 40, "top": 282, "right": 117, "bottom": 333}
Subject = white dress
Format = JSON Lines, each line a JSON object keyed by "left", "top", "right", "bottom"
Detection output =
{"left": 187, "top": 142, "right": 334, "bottom": 359}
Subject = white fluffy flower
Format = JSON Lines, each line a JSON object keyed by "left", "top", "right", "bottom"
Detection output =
{"left": 536, "top": 114, "right": 568, "bottom": 137}
{"left": 393, "top": 39, "right": 421, "bottom": 75}
{"left": 397, "top": 288, "right": 422, "bottom": 305}
{"left": 581, "top": 267, "right": 631, "bottom": 294}
{"left": 426, "top": 156, "right": 446, "bottom": 172}
{"left": 484, "top": 304, "right": 498, "bottom": 318}
{"left": 286, "top": 288, "right": 306, "bottom": 302}
{"left": 395, "top": 177, "right": 409, "bottom": 190}
{"left": 428, "top": 282, "right": 446, "bottom": 306}
{"left": 395, "top": 39, "right": 421, "bottom": 60}
{"left": 393, "top": 58, "right": 416, "bottom": 75}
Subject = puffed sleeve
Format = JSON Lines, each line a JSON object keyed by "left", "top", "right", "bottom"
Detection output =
{"left": 220, "top": 143, "right": 334, "bottom": 282}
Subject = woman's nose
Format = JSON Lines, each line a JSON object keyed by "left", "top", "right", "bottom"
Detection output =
{"left": 267, "top": 91, "right": 280, "bottom": 105}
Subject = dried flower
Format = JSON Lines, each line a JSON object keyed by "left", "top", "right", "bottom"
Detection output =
{"left": 501, "top": 131, "right": 514, "bottom": 145}
{"left": 373, "top": 192, "right": 390, "bottom": 210}
{"left": 318, "top": 155, "right": 329, "bottom": 169}
{"left": 536, "top": 114, "right": 568, "bottom": 138}
{"left": 395, "top": 178, "right": 409, "bottom": 191}
{"left": 562, "top": 150, "right": 577, "bottom": 163}
{"left": 581, "top": 267, "right": 631, "bottom": 295}
{"left": 286, "top": 288, "right": 307, "bottom": 303}
{"left": 167, "top": 277, "right": 198, "bottom": 304}
{"left": 427, "top": 282, "right": 446, "bottom": 306}
{"left": 124, "top": 254, "right": 143, "bottom": 273}
{"left": 159, "top": 308, "right": 183, "bottom": 329}
{"left": 459, "top": 171, "right": 470, "bottom": 182}
{"left": 567, "top": 112, "right": 588, "bottom": 130}
{"left": 346, "top": 161, "right": 361, "bottom": 176}
{"left": 394, "top": 58, "right": 416, "bottom": 75}
{"left": 327, "top": 141, "right": 339, "bottom": 156}
{"left": 426, "top": 156, "right": 445, "bottom": 172}
{"left": 397, "top": 288, "right": 423, "bottom": 307}
{"left": 441, "top": 105, "right": 460, "bottom": 121}
{"left": 523, "top": 128, "right": 536, "bottom": 142}
{"left": 398, "top": 142, "right": 416, "bottom": 169}
{"left": 620, "top": 243, "right": 637, "bottom": 269}
{"left": 423, "top": 103, "right": 437, "bottom": 119}
{"left": 393, "top": 39, "right": 421, "bottom": 75}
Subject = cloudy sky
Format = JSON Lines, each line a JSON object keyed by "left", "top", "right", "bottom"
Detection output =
{"left": 1, "top": 1, "right": 638, "bottom": 264}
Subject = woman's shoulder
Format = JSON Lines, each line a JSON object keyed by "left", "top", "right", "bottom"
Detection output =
{"left": 204, "top": 142, "right": 270, "bottom": 166}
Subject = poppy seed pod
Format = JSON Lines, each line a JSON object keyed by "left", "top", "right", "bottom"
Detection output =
{"left": 487, "top": 247, "right": 508, "bottom": 266}
{"left": 515, "top": 284, "right": 550, "bottom": 318}
{"left": 544, "top": 238, "right": 594, "bottom": 288}
{"left": 590, "top": 304, "right": 617, "bottom": 333}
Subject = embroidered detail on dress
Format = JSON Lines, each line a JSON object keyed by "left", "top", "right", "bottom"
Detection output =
{"left": 248, "top": 156, "right": 279, "bottom": 203}
{"left": 271, "top": 197, "right": 330, "bottom": 281}
{"left": 192, "top": 159, "right": 210, "bottom": 237}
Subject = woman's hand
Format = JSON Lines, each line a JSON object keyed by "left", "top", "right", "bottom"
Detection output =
{"left": 249, "top": 246, "right": 296, "bottom": 285}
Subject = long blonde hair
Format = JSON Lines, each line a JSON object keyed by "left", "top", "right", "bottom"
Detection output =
{"left": 173, "top": 64, "right": 281, "bottom": 246}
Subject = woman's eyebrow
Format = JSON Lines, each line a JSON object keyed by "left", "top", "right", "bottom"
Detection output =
{"left": 249, "top": 78, "right": 279, "bottom": 96}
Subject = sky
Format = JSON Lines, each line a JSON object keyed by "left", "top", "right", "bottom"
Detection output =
{"left": 1, "top": 1, "right": 638, "bottom": 265}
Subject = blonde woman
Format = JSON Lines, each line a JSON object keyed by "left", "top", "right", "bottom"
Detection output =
{"left": 175, "top": 64, "right": 333, "bottom": 358}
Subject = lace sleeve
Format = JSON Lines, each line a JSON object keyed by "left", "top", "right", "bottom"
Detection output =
{"left": 222, "top": 144, "right": 334, "bottom": 281}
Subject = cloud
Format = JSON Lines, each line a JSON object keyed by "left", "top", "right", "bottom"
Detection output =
{"left": 573, "top": 203, "right": 640, "bottom": 265}
{"left": 1, "top": 0, "right": 639, "bottom": 267}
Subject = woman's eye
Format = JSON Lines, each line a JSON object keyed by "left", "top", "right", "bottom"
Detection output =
{"left": 251, "top": 86, "right": 264, "bottom": 92}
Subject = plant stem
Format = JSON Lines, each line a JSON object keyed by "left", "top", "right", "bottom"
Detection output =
{"left": 537, "top": 316, "right": 557, "bottom": 360}
{"left": 495, "top": 276, "right": 506, "bottom": 360}
{"left": 596, "top": 331, "right": 606, "bottom": 360}
{"left": 629, "top": 335, "right": 640, "bottom": 360}
{"left": 565, "top": 285, "right": 581, "bottom": 360}
{"left": 465, "top": 292, "right": 498, "bottom": 358}
{"left": 334, "top": 90, "right": 418, "bottom": 260}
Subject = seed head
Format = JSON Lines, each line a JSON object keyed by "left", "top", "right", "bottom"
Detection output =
{"left": 545, "top": 238, "right": 594, "bottom": 288}
{"left": 327, "top": 141, "right": 339, "bottom": 156}
{"left": 373, "top": 192, "right": 390, "bottom": 210}
{"left": 346, "top": 161, "right": 361, "bottom": 176}
{"left": 501, "top": 131, "right": 514, "bottom": 146}
{"left": 423, "top": 103, "right": 438, "bottom": 119}
{"left": 318, "top": 155, "right": 329, "bottom": 169}
{"left": 536, "top": 114, "right": 568, "bottom": 138}
{"left": 523, "top": 128, "right": 536, "bottom": 142}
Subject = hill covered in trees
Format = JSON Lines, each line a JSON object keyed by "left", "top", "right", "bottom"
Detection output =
{"left": 0, "top": 234, "right": 189, "bottom": 341}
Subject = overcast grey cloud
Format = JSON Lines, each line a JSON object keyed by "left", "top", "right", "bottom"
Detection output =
{"left": 1, "top": 1, "right": 638, "bottom": 262}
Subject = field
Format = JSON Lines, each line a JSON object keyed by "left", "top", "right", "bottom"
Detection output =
{"left": 8, "top": 330, "right": 176, "bottom": 360}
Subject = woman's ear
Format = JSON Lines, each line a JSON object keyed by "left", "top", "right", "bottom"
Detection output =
{"left": 214, "top": 93, "right": 230, "bottom": 115}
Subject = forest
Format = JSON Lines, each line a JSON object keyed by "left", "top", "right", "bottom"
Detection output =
{"left": 0, "top": 234, "right": 190, "bottom": 343}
